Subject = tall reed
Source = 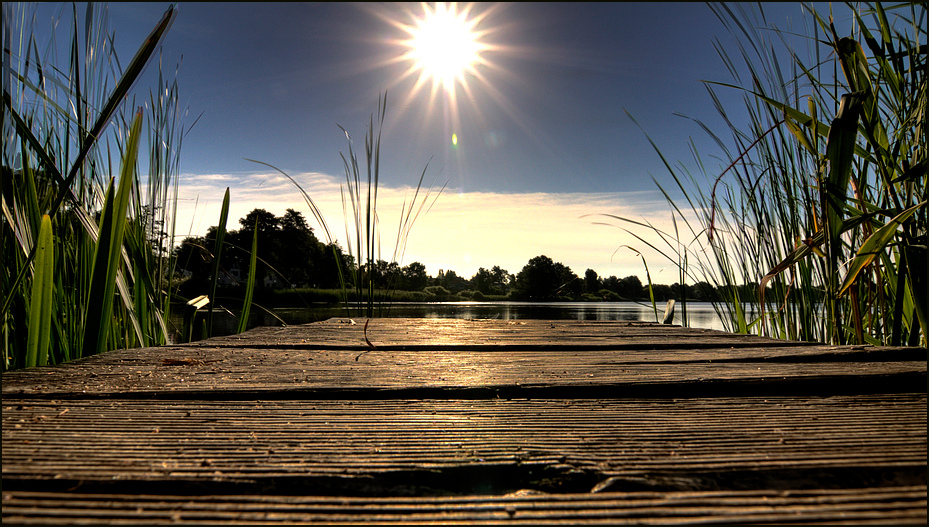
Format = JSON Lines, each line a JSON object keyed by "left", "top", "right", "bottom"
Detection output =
{"left": 603, "top": 2, "right": 926, "bottom": 346}
{"left": 337, "top": 92, "right": 444, "bottom": 317}
{"left": 2, "top": 3, "right": 184, "bottom": 369}
{"left": 241, "top": 93, "right": 443, "bottom": 320}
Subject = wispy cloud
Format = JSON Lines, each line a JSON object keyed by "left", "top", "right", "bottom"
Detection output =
{"left": 173, "top": 171, "right": 700, "bottom": 282}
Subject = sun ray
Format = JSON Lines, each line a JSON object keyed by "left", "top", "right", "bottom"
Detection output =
{"left": 369, "top": 4, "right": 504, "bottom": 121}
{"left": 359, "top": 2, "right": 563, "bottom": 189}
{"left": 407, "top": 3, "right": 479, "bottom": 91}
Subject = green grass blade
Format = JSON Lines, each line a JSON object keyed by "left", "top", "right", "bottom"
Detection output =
{"left": 618, "top": 246, "right": 658, "bottom": 321}
{"left": 237, "top": 218, "right": 259, "bottom": 334}
{"left": 822, "top": 93, "right": 863, "bottom": 248}
{"left": 46, "top": 5, "right": 177, "bottom": 221}
{"left": 903, "top": 245, "right": 927, "bottom": 343}
{"left": 25, "top": 214, "right": 55, "bottom": 368}
{"left": 208, "top": 187, "right": 230, "bottom": 337}
{"left": 838, "top": 201, "right": 926, "bottom": 297}
{"left": 82, "top": 111, "right": 143, "bottom": 356}
{"left": 2, "top": 100, "right": 65, "bottom": 187}
{"left": 821, "top": 92, "right": 863, "bottom": 343}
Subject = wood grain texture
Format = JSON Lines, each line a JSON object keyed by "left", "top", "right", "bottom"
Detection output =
{"left": 2, "top": 318, "right": 926, "bottom": 524}
{"left": 2, "top": 319, "right": 923, "bottom": 398}
{"left": 3, "top": 487, "right": 926, "bottom": 524}
{"left": 3, "top": 396, "right": 924, "bottom": 490}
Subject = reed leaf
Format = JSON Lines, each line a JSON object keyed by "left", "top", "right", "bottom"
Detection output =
{"left": 24, "top": 214, "right": 54, "bottom": 368}
{"left": 903, "top": 244, "right": 927, "bottom": 344}
{"left": 822, "top": 93, "right": 864, "bottom": 249}
{"left": 208, "top": 187, "right": 230, "bottom": 337}
{"left": 838, "top": 201, "right": 926, "bottom": 297}
{"left": 616, "top": 246, "right": 658, "bottom": 321}
{"left": 334, "top": 92, "right": 443, "bottom": 317}
{"left": 82, "top": 110, "right": 143, "bottom": 356}
{"left": 48, "top": 5, "right": 176, "bottom": 221}
{"left": 237, "top": 218, "right": 259, "bottom": 334}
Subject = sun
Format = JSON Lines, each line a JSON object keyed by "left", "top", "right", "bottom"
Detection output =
{"left": 384, "top": 2, "right": 497, "bottom": 105}
{"left": 367, "top": 2, "right": 519, "bottom": 149}
{"left": 406, "top": 3, "right": 482, "bottom": 92}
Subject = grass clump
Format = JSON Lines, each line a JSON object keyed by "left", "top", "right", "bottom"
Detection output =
{"left": 604, "top": 2, "right": 926, "bottom": 346}
{"left": 337, "top": 92, "right": 445, "bottom": 317}
{"left": 243, "top": 92, "right": 444, "bottom": 319}
{"left": 2, "top": 3, "right": 185, "bottom": 369}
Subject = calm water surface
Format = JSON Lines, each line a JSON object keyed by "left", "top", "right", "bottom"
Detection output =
{"left": 191, "top": 301, "right": 729, "bottom": 341}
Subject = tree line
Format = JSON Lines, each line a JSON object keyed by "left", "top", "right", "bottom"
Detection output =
{"left": 174, "top": 208, "right": 750, "bottom": 303}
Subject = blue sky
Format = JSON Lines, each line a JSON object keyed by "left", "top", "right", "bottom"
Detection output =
{"left": 105, "top": 2, "right": 809, "bottom": 194}
{"left": 25, "top": 2, "right": 843, "bottom": 282}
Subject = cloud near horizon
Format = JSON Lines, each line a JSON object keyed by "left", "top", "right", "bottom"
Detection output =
{"left": 172, "top": 171, "right": 703, "bottom": 283}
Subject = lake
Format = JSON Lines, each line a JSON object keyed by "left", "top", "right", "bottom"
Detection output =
{"left": 177, "top": 301, "right": 731, "bottom": 343}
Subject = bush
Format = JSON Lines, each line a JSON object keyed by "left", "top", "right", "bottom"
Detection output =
{"left": 596, "top": 289, "right": 623, "bottom": 301}
{"left": 423, "top": 285, "right": 451, "bottom": 300}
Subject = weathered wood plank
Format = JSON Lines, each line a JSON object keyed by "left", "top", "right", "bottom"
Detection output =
{"left": 5, "top": 319, "right": 922, "bottom": 399}
{"left": 195, "top": 318, "right": 861, "bottom": 350}
{"left": 3, "top": 486, "right": 926, "bottom": 524}
{"left": 2, "top": 347, "right": 923, "bottom": 398}
{"left": 5, "top": 319, "right": 922, "bottom": 398}
{"left": 1, "top": 320, "right": 923, "bottom": 398}
{"left": 4, "top": 396, "right": 924, "bottom": 494}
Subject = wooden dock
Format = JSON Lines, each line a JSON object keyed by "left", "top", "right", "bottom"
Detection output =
{"left": 2, "top": 318, "right": 926, "bottom": 524}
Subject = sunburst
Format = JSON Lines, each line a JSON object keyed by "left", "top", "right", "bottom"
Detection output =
{"left": 373, "top": 3, "right": 507, "bottom": 126}
{"left": 404, "top": 3, "right": 485, "bottom": 94}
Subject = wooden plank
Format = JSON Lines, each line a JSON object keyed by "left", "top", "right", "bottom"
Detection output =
{"left": 4, "top": 396, "right": 924, "bottom": 494}
{"left": 3, "top": 487, "right": 926, "bottom": 524}
{"left": 197, "top": 318, "right": 852, "bottom": 349}
{"left": 2, "top": 320, "right": 923, "bottom": 398}
{"left": 2, "top": 347, "right": 923, "bottom": 398}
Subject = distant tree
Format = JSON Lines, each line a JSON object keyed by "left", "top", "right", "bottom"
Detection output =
{"left": 490, "top": 266, "right": 514, "bottom": 295}
{"left": 278, "top": 209, "right": 323, "bottom": 286}
{"left": 602, "top": 275, "right": 620, "bottom": 293}
{"left": 172, "top": 235, "right": 212, "bottom": 297}
{"left": 226, "top": 209, "right": 279, "bottom": 287}
{"left": 584, "top": 269, "right": 600, "bottom": 294}
{"left": 691, "top": 281, "right": 717, "bottom": 301}
{"left": 649, "top": 283, "right": 673, "bottom": 301}
{"left": 618, "top": 275, "right": 643, "bottom": 300}
{"left": 471, "top": 267, "right": 494, "bottom": 294}
{"left": 175, "top": 208, "right": 346, "bottom": 292}
{"left": 741, "top": 282, "right": 761, "bottom": 300}
{"left": 513, "top": 255, "right": 579, "bottom": 300}
{"left": 376, "top": 260, "right": 401, "bottom": 289}
{"left": 424, "top": 285, "right": 451, "bottom": 300}
{"left": 280, "top": 208, "right": 310, "bottom": 233}
{"left": 555, "top": 262, "right": 581, "bottom": 298}
{"left": 402, "top": 262, "right": 429, "bottom": 291}
{"left": 597, "top": 289, "right": 622, "bottom": 301}
{"left": 318, "top": 242, "right": 353, "bottom": 289}
{"left": 239, "top": 208, "right": 280, "bottom": 235}
{"left": 435, "top": 269, "right": 468, "bottom": 292}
